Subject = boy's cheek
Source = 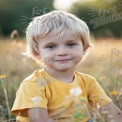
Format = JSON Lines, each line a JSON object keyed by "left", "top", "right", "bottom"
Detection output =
{"left": 40, "top": 51, "right": 50, "bottom": 58}
{"left": 42, "top": 56, "right": 54, "bottom": 64}
{"left": 74, "top": 52, "right": 84, "bottom": 59}
{"left": 42, "top": 57, "right": 50, "bottom": 62}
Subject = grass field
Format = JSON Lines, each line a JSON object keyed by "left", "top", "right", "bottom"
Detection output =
{"left": 0, "top": 38, "right": 122, "bottom": 121}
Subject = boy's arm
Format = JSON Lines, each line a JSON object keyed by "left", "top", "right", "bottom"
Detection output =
{"left": 27, "top": 108, "right": 57, "bottom": 122}
{"left": 99, "top": 102, "right": 122, "bottom": 122}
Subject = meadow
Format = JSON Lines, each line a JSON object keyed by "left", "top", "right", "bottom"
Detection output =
{"left": 0, "top": 38, "right": 122, "bottom": 122}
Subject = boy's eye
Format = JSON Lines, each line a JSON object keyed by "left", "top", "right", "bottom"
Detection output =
{"left": 46, "top": 45, "right": 56, "bottom": 49}
{"left": 67, "top": 43, "right": 77, "bottom": 47}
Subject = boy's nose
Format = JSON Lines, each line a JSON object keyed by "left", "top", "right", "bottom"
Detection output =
{"left": 57, "top": 46, "right": 67, "bottom": 56}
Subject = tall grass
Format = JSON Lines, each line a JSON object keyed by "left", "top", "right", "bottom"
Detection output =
{"left": 0, "top": 38, "right": 122, "bottom": 121}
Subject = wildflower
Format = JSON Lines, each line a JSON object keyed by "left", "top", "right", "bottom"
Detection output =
{"left": 0, "top": 75, "right": 6, "bottom": 79}
{"left": 96, "top": 103, "right": 101, "bottom": 109}
{"left": 70, "top": 87, "right": 82, "bottom": 97}
{"left": 101, "top": 110, "right": 109, "bottom": 115}
{"left": 80, "top": 96, "right": 87, "bottom": 102}
{"left": 109, "top": 90, "right": 118, "bottom": 96}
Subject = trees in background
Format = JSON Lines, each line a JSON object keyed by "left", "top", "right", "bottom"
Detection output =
{"left": 0, "top": 0, "right": 54, "bottom": 36}
{"left": 0, "top": 0, "right": 121, "bottom": 38}
{"left": 69, "top": 0, "right": 122, "bottom": 38}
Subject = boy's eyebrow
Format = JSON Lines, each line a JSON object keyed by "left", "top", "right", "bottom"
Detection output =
{"left": 66, "top": 40, "right": 75, "bottom": 42}
{"left": 43, "top": 42, "right": 56, "bottom": 45}
{"left": 65, "top": 39, "right": 78, "bottom": 43}
{"left": 43, "top": 40, "right": 77, "bottom": 45}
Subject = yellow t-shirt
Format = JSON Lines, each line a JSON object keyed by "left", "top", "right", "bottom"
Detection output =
{"left": 11, "top": 69, "right": 111, "bottom": 122}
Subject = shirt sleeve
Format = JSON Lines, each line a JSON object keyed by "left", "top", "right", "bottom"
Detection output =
{"left": 88, "top": 77, "right": 112, "bottom": 108}
{"left": 11, "top": 79, "right": 48, "bottom": 117}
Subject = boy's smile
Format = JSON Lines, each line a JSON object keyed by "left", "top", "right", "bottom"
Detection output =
{"left": 37, "top": 31, "right": 85, "bottom": 72}
{"left": 55, "top": 58, "right": 73, "bottom": 63}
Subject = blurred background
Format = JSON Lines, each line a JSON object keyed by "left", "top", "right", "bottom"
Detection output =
{"left": 0, "top": 0, "right": 122, "bottom": 38}
{"left": 0, "top": 0, "right": 122, "bottom": 121}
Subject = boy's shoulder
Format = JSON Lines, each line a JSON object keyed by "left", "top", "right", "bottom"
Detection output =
{"left": 75, "top": 71, "right": 96, "bottom": 82}
{"left": 22, "top": 69, "right": 44, "bottom": 83}
{"left": 75, "top": 71, "right": 98, "bottom": 88}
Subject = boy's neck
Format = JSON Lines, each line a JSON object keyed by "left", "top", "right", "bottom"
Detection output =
{"left": 45, "top": 67, "right": 75, "bottom": 83}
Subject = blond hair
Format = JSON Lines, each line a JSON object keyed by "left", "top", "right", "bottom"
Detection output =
{"left": 25, "top": 10, "right": 92, "bottom": 58}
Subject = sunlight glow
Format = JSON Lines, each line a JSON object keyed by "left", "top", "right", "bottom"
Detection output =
{"left": 53, "top": 0, "right": 79, "bottom": 10}
{"left": 53, "top": 0, "right": 96, "bottom": 10}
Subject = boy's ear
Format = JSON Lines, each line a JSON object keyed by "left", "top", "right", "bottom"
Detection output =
{"left": 32, "top": 50, "right": 41, "bottom": 59}
{"left": 83, "top": 50, "right": 86, "bottom": 55}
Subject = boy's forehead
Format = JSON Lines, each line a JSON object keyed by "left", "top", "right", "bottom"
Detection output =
{"left": 37, "top": 30, "right": 82, "bottom": 47}
{"left": 39, "top": 30, "right": 79, "bottom": 40}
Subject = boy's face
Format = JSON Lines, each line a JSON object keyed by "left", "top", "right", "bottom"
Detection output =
{"left": 37, "top": 31, "right": 85, "bottom": 71}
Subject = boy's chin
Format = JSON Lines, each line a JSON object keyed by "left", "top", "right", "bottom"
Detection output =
{"left": 53, "top": 65, "right": 75, "bottom": 72}
{"left": 56, "top": 68, "right": 70, "bottom": 72}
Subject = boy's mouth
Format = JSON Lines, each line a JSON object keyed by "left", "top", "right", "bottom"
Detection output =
{"left": 55, "top": 59, "right": 72, "bottom": 63}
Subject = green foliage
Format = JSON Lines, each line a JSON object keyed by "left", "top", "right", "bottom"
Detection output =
{"left": 0, "top": 0, "right": 54, "bottom": 36}
{"left": 0, "top": 0, "right": 121, "bottom": 38}
{"left": 69, "top": 0, "right": 122, "bottom": 38}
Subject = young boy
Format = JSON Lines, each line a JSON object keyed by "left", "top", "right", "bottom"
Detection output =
{"left": 11, "top": 10, "right": 122, "bottom": 122}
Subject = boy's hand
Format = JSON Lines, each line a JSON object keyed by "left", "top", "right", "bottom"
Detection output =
{"left": 99, "top": 102, "right": 122, "bottom": 122}
{"left": 27, "top": 108, "right": 57, "bottom": 122}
